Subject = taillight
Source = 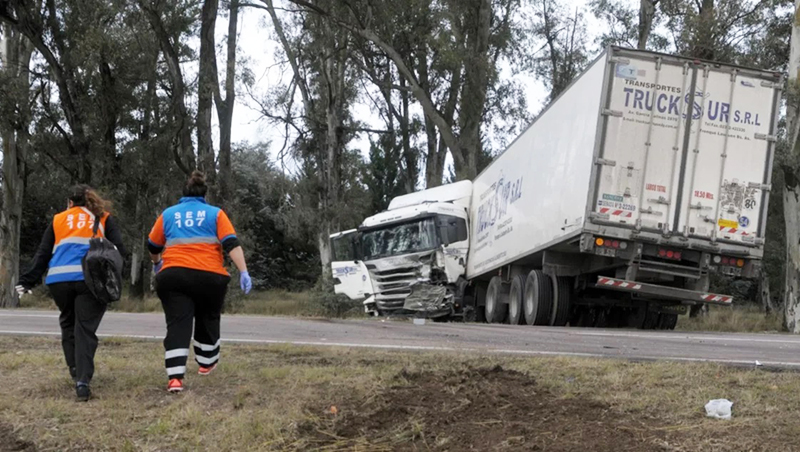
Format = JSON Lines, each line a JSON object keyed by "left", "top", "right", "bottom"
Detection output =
{"left": 594, "top": 237, "right": 628, "bottom": 251}
{"left": 715, "top": 256, "right": 747, "bottom": 268}
{"left": 658, "top": 248, "right": 682, "bottom": 261}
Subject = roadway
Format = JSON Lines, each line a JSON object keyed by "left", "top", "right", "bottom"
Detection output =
{"left": 1, "top": 309, "right": 799, "bottom": 368}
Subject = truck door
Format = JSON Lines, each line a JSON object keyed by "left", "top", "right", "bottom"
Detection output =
{"left": 330, "top": 229, "right": 374, "bottom": 300}
{"left": 675, "top": 67, "right": 780, "bottom": 244}
{"left": 593, "top": 54, "right": 692, "bottom": 233}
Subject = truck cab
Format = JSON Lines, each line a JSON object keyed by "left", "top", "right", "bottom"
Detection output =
{"left": 331, "top": 181, "right": 472, "bottom": 317}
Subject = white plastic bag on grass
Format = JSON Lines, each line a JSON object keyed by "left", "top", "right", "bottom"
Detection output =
{"left": 705, "top": 399, "right": 733, "bottom": 420}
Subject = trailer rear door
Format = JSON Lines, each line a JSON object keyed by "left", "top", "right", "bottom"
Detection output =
{"left": 592, "top": 50, "right": 780, "bottom": 245}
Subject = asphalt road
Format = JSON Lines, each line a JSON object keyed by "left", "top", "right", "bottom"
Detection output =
{"left": 2, "top": 309, "right": 800, "bottom": 368}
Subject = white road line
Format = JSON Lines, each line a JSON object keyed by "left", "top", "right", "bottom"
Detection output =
{"left": 0, "top": 313, "right": 59, "bottom": 318}
{"left": 2, "top": 329, "right": 800, "bottom": 368}
{"left": 567, "top": 330, "right": 800, "bottom": 345}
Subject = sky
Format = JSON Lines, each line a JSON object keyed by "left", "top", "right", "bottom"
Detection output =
{"left": 226, "top": 0, "right": 604, "bottom": 170}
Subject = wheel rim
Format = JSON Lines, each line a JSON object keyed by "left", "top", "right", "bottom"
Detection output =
{"left": 524, "top": 273, "right": 538, "bottom": 322}
{"left": 486, "top": 283, "right": 496, "bottom": 319}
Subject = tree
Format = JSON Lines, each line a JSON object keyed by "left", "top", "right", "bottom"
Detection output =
{"left": 285, "top": 0, "right": 523, "bottom": 182}
{"left": 783, "top": 0, "right": 800, "bottom": 332}
{"left": 263, "top": 0, "right": 360, "bottom": 275}
{"left": 591, "top": 0, "right": 669, "bottom": 51}
{"left": 0, "top": 22, "right": 34, "bottom": 307}
{"left": 529, "top": 0, "right": 590, "bottom": 101}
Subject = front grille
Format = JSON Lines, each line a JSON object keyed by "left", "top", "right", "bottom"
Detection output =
{"left": 370, "top": 266, "right": 421, "bottom": 312}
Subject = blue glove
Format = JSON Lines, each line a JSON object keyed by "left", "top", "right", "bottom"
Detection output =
{"left": 240, "top": 271, "right": 252, "bottom": 294}
{"left": 153, "top": 260, "right": 163, "bottom": 274}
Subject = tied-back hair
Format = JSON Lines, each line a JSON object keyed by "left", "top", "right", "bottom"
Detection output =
{"left": 69, "top": 185, "right": 108, "bottom": 218}
{"left": 183, "top": 170, "right": 208, "bottom": 197}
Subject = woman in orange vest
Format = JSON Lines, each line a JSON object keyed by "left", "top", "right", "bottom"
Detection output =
{"left": 148, "top": 171, "right": 251, "bottom": 393}
{"left": 17, "top": 185, "right": 126, "bottom": 402}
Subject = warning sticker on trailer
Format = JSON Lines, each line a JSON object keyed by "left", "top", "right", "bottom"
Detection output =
{"left": 598, "top": 194, "right": 637, "bottom": 218}
{"left": 718, "top": 219, "right": 738, "bottom": 229}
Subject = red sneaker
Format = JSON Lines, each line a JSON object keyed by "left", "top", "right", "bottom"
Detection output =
{"left": 167, "top": 378, "right": 184, "bottom": 393}
{"left": 198, "top": 363, "right": 217, "bottom": 376}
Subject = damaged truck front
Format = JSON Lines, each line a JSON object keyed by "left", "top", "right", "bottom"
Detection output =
{"left": 330, "top": 181, "right": 472, "bottom": 318}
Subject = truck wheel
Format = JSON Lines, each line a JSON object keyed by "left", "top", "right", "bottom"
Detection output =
{"left": 631, "top": 304, "right": 659, "bottom": 330}
{"left": 507, "top": 275, "right": 525, "bottom": 325}
{"left": 485, "top": 276, "right": 509, "bottom": 324}
{"left": 550, "top": 276, "right": 572, "bottom": 327}
{"left": 577, "top": 307, "right": 597, "bottom": 327}
{"left": 658, "top": 313, "right": 678, "bottom": 330}
{"left": 475, "top": 284, "right": 488, "bottom": 323}
{"left": 523, "top": 270, "right": 552, "bottom": 326}
{"left": 593, "top": 308, "right": 610, "bottom": 328}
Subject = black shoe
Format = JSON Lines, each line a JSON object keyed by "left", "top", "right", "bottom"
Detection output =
{"left": 76, "top": 384, "right": 91, "bottom": 402}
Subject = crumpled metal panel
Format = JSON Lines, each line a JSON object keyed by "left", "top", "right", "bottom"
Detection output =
{"left": 403, "top": 284, "right": 447, "bottom": 312}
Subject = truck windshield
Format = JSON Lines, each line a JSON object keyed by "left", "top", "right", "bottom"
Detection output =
{"left": 361, "top": 218, "right": 438, "bottom": 260}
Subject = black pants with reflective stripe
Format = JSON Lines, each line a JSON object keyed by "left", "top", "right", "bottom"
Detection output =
{"left": 156, "top": 267, "right": 230, "bottom": 379}
{"left": 49, "top": 281, "right": 107, "bottom": 385}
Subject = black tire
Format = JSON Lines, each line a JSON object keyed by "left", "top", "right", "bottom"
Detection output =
{"left": 523, "top": 270, "right": 552, "bottom": 326}
{"left": 658, "top": 313, "right": 679, "bottom": 330}
{"left": 550, "top": 275, "right": 572, "bottom": 327}
{"left": 569, "top": 305, "right": 583, "bottom": 327}
{"left": 594, "top": 308, "right": 611, "bottom": 328}
{"left": 485, "top": 276, "right": 509, "bottom": 324}
{"left": 577, "top": 307, "right": 597, "bottom": 327}
{"left": 508, "top": 275, "right": 525, "bottom": 325}
{"left": 475, "top": 284, "right": 488, "bottom": 323}
{"left": 631, "top": 303, "right": 660, "bottom": 330}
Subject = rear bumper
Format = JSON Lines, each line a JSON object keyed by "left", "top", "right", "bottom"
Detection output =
{"left": 594, "top": 277, "right": 733, "bottom": 305}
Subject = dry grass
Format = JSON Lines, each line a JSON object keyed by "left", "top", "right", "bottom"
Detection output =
{"left": 18, "top": 290, "right": 325, "bottom": 317}
{"left": 2, "top": 335, "right": 800, "bottom": 451}
{"left": 677, "top": 305, "right": 784, "bottom": 333}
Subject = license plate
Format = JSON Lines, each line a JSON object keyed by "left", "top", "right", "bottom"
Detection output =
{"left": 596, "top": 248, "right": 616, "bottom": 258}
{"left": 721, "top": 267, "right": 742, "bottom": 277}
{"left": 658, "top": 305, "right": 688, "bottom": 315}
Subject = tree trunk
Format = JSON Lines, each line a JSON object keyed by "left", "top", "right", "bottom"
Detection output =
{"left": 198, "top": 0, "right": 219, "bottom": 193}
{"left": 216, "top": 0, "right": 239, "bottom": 208}
{"left": 638, "top": 0, "right": 658, "bottom": 50}
{"left": 784, "top": 0, "right": 800, "bottom": 333}
{"left": 455, "top": 0, "right": 492, "bottom": 181}
{"left": 760, "top": 267, "right": 774, "bottom": 314}
{"left": 0, "top": 25, "right": 33, "bottom": 308}
{"left": 319, "top": 19, "right": 347, "bottom": 277}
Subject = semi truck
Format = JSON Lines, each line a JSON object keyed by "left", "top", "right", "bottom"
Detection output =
{"left": 329, "top": 47, "right": 783, "bottom": 329}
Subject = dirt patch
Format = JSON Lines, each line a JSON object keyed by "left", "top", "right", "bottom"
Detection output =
{"left": 0, "top": 422, "right": 35, "bottom": 452}
{"left": 309, "top": 365, "right": 669, "bottom": 451}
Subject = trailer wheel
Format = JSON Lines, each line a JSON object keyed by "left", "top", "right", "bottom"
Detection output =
{"left": 630, "top": 304, "right": 660, "bottom": 330}
{"left": 658, "top": 313, "right": 678, "bottom": 330}
{"left": 474, "top": 284, "right": 488, "bottom": 323}
{"left": 593, "top": 308, "right": 610, "bottom": 328}
{"left": 577, "top": 307, "right": 597, "bottom": 327}
{"left": 523, "top": 270, "right": 552, "bottom": 326}
{"left": 485, "top": 276, "right": 509, "bottom": 324}
{"left": 550, "top": 276, "right": 573, "bottom": 327}
{"left": 507, "top": 275, "right": 525, "bottom": 325}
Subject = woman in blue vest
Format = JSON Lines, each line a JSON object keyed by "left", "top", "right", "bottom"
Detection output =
{"left": 17, "top": 185, "right": 126, "bottom": 401}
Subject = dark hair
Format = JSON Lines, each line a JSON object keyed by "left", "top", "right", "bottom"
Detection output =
{"left": 69, "top": 185, "right": 108, "bottom": 217}
{"left": 183, "top": 170, "right": 208, "bottom": 197}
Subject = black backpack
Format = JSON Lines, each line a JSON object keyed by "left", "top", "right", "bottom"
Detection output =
{"left": 82, "top": 216, "right": 124, "bottom": 304}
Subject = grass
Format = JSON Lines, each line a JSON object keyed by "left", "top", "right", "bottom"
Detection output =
{"left": 2, "top": 335, "right": 800, "bottom": 451}
{"left": 17, "top": 289, "right": 345, "bottom": 318}
{"left": 677, "top": 305, "right": 783, "bottom": 333}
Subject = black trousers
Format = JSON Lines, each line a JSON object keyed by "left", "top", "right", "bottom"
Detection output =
{"left": 156, "top": 267, "right": 230, "bottom": 379}
{"left": 49, "top": 281, "right": 107, "bottom": 385}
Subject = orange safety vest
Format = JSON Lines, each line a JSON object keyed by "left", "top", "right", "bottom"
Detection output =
{"left": 46, "top": 207, "right": 108, "bottom": 284}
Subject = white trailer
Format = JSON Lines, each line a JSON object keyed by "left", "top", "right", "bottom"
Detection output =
{"left": 331, "top": 47, "right": 783, "bottom": 329}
